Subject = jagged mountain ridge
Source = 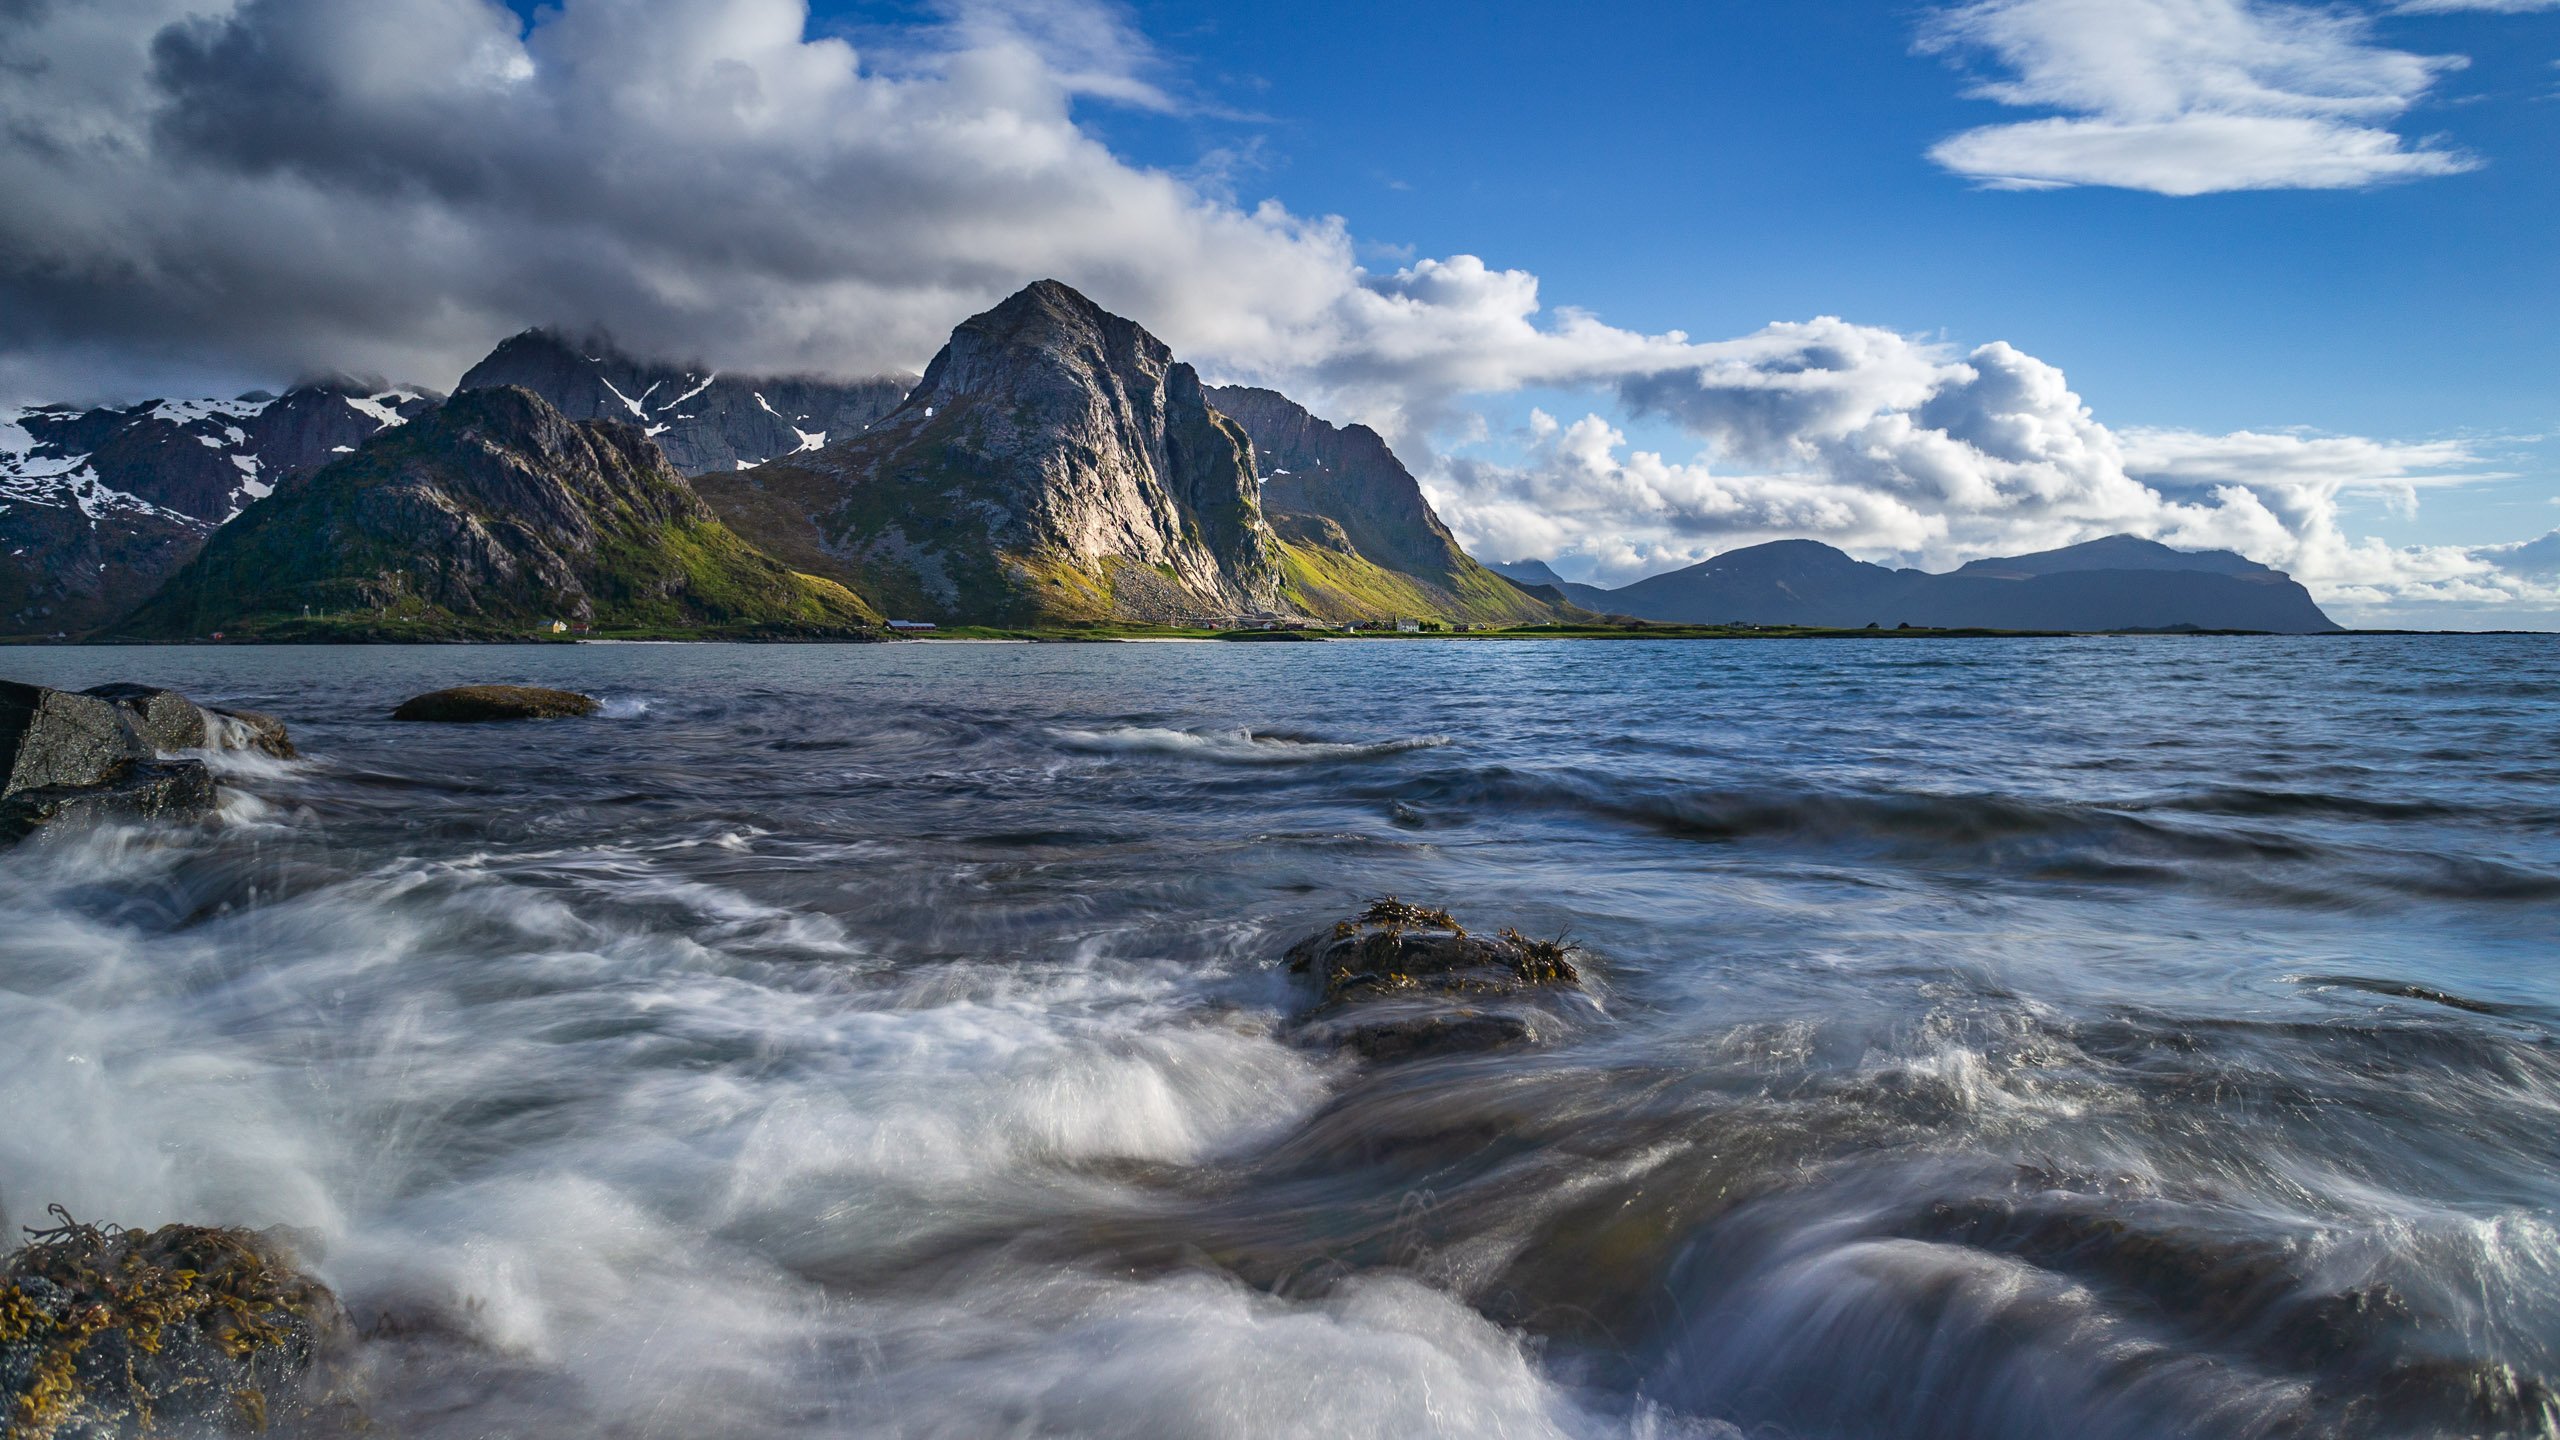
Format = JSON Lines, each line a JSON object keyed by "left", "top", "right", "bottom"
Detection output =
{"left": 2, "top": 382, "right": 438, "bottom": 636}
{"left": 1514, "top": 535, "right": 2342, "bottom": 632}
{"left": 1206, "top": 386, "right": 1566, "bottom": 625}
{"left": 120, "top": 387, "right": 876, "bottom": 640}
{"left": 458, "top": 330, "right": 916, "bottom": 476}
{"left": 698, "top": 280, "right": 1283, "bottom": 625}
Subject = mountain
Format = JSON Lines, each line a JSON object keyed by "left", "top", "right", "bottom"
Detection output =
{"left": 1574, "top": 535, "right": 2340, "bottom": 633}
{"left": 2, "top": 382, "right": 438, "bottom": 636}
{"left": 1602, "top": 540, "right": 1918, "bottom": 627}
{"left": 698, "top": 280, "right": 1283, "bottom": 625}
{"left": 1485, "top": 557, "right": 1567, "bottom": 589}
{"left": 1896, "top": 535, "right": 2342, "bottom": 632}
{"left": 1484, "top": 558, "right": 1621, "bottom": 614}
{"left": 1204, "top": 387, "right": 1565, "bottom": 625}
{"left": 457, "top": 329, "right": 916, "bottom": 476}
{"left": 119, "top": 387, "right": 876, "bottom": 640}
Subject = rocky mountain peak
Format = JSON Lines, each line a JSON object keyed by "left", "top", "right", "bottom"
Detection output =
{"left": 911, "top": 279, "right": 1183, "bottom": 415}
{"left": 698, "top": 281, "right": 1280, "bottom": 624}
{"left": 457, "top": 327, "right": 915, "bottom": 476}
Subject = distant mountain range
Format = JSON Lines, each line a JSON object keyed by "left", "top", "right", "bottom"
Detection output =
{"left": 3, "top": 381, "right": 437, "bottom": 635}
{"left": 123, "top": 387, "right": 874, "bottom": 640}
{"left": 4, "top": 281, "right": 2337, "bottom": 639}
{"left": 1491, "top": 535, "right": 2340, "bottom": 633}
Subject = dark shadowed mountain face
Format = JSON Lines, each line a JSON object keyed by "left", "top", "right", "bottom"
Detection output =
{"left": 1951, "top": 534, "right": 2272, "bottom": 580}
{"left": 457, "top": 330, "right": 916, "bottom": 477}
{"left": 1486, "top": 557, "right": 1568, "bottom": 589}
{"left": 120, "top": 387, "right": 875, "bottom": 640}
{"left": 1485, "top": 558, "right": 1621, "bottom": 614}
{"left": 2, "top": 382, "right": 439, "bottom": 636}
{"left": 1563, "top": 534, "right": 2342, "bottom": 632}
{"left": 697, "top": 280, "right": 1282, "bottom": 626}
{"left": 1603, "top": 539, "right": 1920, "bottom": 628}
{"left": 1206, "top": 386, "right": 1563, "bottom": 626}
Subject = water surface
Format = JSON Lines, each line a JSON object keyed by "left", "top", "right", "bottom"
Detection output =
{"left": 2, "top": 636, "right": 2555, "bottom": 1438}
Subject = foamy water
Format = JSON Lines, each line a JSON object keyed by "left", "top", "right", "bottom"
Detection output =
{"left": 1, "top": 637, "right": 2555, "bottom": 1438}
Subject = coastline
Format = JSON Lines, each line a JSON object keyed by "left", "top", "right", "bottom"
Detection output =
{"left": 9, "top": 625, "right": 2549, "bottom": 647}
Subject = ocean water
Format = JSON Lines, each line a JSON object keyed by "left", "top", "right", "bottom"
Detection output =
{"left": 2, "top": 636, "right": 2555, "bottom": 1439}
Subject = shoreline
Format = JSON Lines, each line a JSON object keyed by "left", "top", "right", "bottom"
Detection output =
{"left": 7, "top": 627, "right": 2551, "bottom": 647}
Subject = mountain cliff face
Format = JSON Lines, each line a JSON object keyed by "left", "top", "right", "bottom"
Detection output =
{"left": 698, "top": 281, "right": 1281, "bottom": 625}
{"left": 2, "top": 383, "right": 437, "bottom": 636}
{"left": 1552, "top": 534, "right": 2341, "bottom": 632}
{"left": 459, "top": 330, "right": 917, "bottom": 476}
{"left": 120, "top": 387, "right": 875, "bottom": 639}
{"left": 1206, "top": 386, "right": 1565, "bottom": 625}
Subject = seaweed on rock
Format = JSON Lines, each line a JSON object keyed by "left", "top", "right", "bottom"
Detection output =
{"left": 1, "top": 1207, "right": 353, "bottom": 1439}
{"left": 1283, "top": 901, "right": 1595, "bottom": 1060}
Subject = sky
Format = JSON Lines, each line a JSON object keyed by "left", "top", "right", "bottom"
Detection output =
{"left": 1, "top": 0, "right": 2554, "bottom": 624}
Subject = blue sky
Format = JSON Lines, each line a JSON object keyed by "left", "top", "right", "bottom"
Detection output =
{"left": 6, "top": 0, "right": 2558, "bottom": 620}
{"left": 1078, "top": 0, "right": 2560, "bottom": 555}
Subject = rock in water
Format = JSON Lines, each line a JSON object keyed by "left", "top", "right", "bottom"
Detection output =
{"left": 1283, "top": 899, "right": 1595, "bottom": 1060}
{"left": 1, "top": 681, "right": 281, "bottom": 842}
{"left": 1, "top": 681, "right": 218, "bottom": 843}
{"left": 0, "top": 683, "right": 142, "bottom": 796}
{"left": 0, "top": 1207, "right": 353, "bottom": 1438}
{"left": 0, "top": 761, "right": 219, "bottom": 844}
{"left": 206, "top": 708, "right": 296, "bottom": 759}
{"left": 390, "top": 685, "right": 601, "bottom": 722}
{"left": 81, "top": 684, "right": 209, "bottom": 752}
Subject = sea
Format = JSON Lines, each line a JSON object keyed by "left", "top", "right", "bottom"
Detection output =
{"left": 2, "top": 635, "right": 2555, "bottom": 1439}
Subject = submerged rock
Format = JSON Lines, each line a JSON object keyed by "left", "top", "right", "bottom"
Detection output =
{"left": 206, "top": 709, "right": 296, "bottom": 760}
{"left": 1283, "top": 899, "right": 1593, "bottom": 1059}
{"left": 0, "top": 1207, "right": 354, "bottom": 1438}
{"left": 1, "top": 682, "right": 225, "bottom": 843}
{"left": 390, "top": 685, "right": 600, "bottom": 723}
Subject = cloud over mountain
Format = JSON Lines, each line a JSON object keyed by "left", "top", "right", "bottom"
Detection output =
{"left": 1432, "top": 318, "right": 2553, "bottom": 622}
{"left": 0, "top": 0, "right": 2546, "bottom": 625}
{"left": 0, "top": 0, "right": 1683, "bottom": 426}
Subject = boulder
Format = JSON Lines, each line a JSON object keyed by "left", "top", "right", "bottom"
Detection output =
{"left": 1, "top": 760, "right": 219, "bottom": 844}
{"left": 2, "top": 681, "right": 255, "bottom": 843}
{"left": 390, "top": 685, "right": 600, "bottom": 723}
{"left": 1, "top": 1206, "right": 354, "bottom": 1438}
{"left": 83, "top": 684, "right": 209, "bottom": 752}
{"left": 1, "top": 682, "right": 143, "bottom": 797}
{"left": 1283, "top": 899, "right": 1594, "bottom": 1060}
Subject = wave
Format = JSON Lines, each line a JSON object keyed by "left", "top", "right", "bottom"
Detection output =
{"left": 1368, "top": 766, "right": 2560, "bottom": 903}
{"left": 1053, "top": 725, "right": 1451, "bottom": 766}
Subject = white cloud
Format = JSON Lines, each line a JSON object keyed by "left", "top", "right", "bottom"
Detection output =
{"left": 0, "top": 0, "right": 1704, "bottom": 436}
{"left": 1426, "top": 317, "right": 2555, "bottom": 624}
{"left": 1921, "top": 0, "right": 2480, "bottom": 193}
